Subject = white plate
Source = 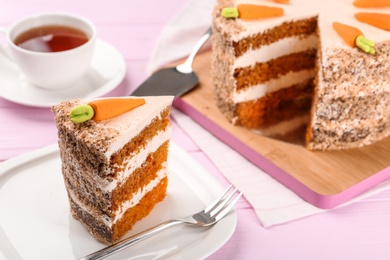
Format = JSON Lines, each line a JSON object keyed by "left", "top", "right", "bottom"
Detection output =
{"left": 0, "top": 143, "right": 237, "bottom": 260}
{"left": 0, "top": 39, "right": 126, "bottom": 107}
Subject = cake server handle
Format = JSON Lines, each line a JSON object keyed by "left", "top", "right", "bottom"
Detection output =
{"left": 80, "top": 219, "right": 183, "bottom": 260}
{"left": 176, "top": 27, "right": 212, "bottom": 74}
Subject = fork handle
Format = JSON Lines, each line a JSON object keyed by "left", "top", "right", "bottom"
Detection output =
{"left": 80, "top": 219, "right": 183, "bottom": 260}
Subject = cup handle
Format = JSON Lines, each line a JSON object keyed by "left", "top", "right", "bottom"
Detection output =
{"left": 0, "top": 46, "right": 13, "bottom": 62}
{"left": 0, "top": 27, "right": 14, "bottom": 61}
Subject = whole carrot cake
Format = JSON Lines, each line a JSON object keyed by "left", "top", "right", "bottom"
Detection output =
{"left": 212, "top": 0, "right": 390, "bottom": 150}
{"left": 52, "top": 96, "right": 173, "bottom": 244}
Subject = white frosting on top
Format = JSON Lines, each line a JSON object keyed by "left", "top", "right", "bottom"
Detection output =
{"left": 94, "top": 96, "right": 174, "bottom": 158}
{"left": 231, "top": 0, "right": 390, "bottom": 49}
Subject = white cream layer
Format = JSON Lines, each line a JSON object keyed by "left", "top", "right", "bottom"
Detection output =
{"left": 233, "top": 69, "right": 314, "bottom": 103}
{"left": 231, "top": 0, "right": 390, "bottom": 49}
{"left": 67, "top": 127, "right": 171, "bottom": 227}
{"left": 112, "top": 166, "right": 167, "bottom": 225}
{"left": 67, "top": 165, "right": 167, "bottom": 228}
{"left": 233, "top": 34, "right": 317, "bottom": 69}
{"left": 101, "top": 127, "right": 171, "bottom": 192}
{"left": 252, "top": 115, "right": 309, "bottom": 136}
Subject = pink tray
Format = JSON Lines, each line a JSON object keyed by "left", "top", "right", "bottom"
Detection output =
{"left": 172, "top": 51, "right": 390, "bottom": 209}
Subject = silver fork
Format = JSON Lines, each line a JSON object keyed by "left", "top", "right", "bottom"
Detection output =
{"left": 80, "top": 185, "right": 242, "bottom": 260}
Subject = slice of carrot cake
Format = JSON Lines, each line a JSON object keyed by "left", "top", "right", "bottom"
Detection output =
{"left": 52, "top": 96, "right": 173, "bottom": 244}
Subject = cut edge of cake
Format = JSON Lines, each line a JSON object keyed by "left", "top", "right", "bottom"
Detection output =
{"left": 52, "top": 96, "right": 174, "bottom": 244}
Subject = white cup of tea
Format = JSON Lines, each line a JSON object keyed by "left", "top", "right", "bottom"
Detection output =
{"left": 0, "top": 12, "right": 96, "bottom": 90}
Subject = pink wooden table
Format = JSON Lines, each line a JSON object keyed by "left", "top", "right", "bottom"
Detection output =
{"left": 1, "top": 1, "right": 390, "bottom": 259}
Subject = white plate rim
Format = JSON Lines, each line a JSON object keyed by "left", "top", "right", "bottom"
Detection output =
{"left": 0, "top": 39, "right": 126, "bottom": 107}
{"left": 0, "top": 142, "right": 237, "bottom": 259}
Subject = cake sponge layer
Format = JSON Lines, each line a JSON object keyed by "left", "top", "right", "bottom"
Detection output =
{"left": 70, "top": 176, "right": 168, "bottom": 244}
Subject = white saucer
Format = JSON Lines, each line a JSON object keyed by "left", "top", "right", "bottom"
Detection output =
{"left": 0, "top": 39, "right": 126, "bottom": 107}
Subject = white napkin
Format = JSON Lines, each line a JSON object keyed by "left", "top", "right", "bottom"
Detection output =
{"left": 148, "top": 0, "right": 390, "bottom": 227}
{"left": 147, "top": 0, "right": 215, "bottom": 74}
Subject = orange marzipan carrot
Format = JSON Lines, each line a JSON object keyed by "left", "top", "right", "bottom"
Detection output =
{"left": 332, "top": 22, "right": 363, "bottom": 47}
{"left": 237, "top": 4, "right": 284, "bottom": 20}
{"left": 353, "top": 0, "right": 390, "bottom": 8}
{"left": 273, "top": 0, "right": 290, "bottom": 3}
{"left": 88, "top": 98, "right": 146, "bottom": 122}
{"left": 355, "top": 12, "right": 390, "bottom": 31}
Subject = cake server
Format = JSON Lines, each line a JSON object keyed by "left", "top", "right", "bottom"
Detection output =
{"left": 131, "top": 27, "right": 212, "bottom": 97}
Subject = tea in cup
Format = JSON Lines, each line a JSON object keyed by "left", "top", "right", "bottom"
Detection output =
{"left": 1, "top": 12, "right": 96, "bottom": 90}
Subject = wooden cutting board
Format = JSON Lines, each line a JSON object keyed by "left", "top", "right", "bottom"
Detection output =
{"left": 173, "top": 50, "right": 390, "bottom": 209}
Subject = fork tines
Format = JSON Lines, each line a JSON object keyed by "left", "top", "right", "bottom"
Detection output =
{"left": 205, "top": 185, "right": 243, "bottom": 221}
